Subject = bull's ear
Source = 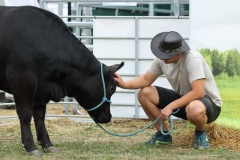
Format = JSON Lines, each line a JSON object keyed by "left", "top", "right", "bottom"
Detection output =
{"left": 109, "top": 62, "right": 124, "bottom": 73}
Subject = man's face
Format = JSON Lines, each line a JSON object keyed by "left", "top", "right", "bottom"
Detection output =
{"left": 161, "top": 53, "right": 182, "bottom": 64}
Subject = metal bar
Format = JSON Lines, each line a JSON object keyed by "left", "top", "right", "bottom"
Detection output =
{"left": 67, "top": 2, "right": 71, "bottom": 22}
{"left": 0, "top": 101, "right": 79, "bottom": 106}
{"left": 59, "top": 16, "right": 188, "bottom": 19}
{"left": 84, "top": 6, "right": 174, "bottom": 14}
{"left": 0, "top": 114, "right": 91, "bottom": 119}
{"left": 63, "top": 96, "right": 69, "bottom": 115}
{"left": 76, "top": 36, "right": 134, "bottom": 39}
{"left": 134, "top": 17, "right": 139, "bottom": 118}
{"left": 40, "top": 0, "right": 189, "bottom": 6}
{"left": 65, "top": 22, "right": 93, "bottom": 27}
{"left": 60, "top": 15, "right": 94, "bottom": 18}
{"left": 148, "top": 3, "right": 154, "bottom": 16}
{"left": 115, "top": 90, "right": 135, "bottom": 93}
{"left": 78, "top": 36, "right": 189, "bottom": 40}
{"left": 94, "top": 16, "right": 189, "bottom": 19}
{"left": 85, "top": 45, "right": 93, "bottom": 49}
{"left": 173, "top": 0, "right": 180, "bottom": 16}
{"left": 79, "top": 2, "right": 175, "bottom": 6}
{"left": 0, "top": 102, "right": 15, "bottom": 106}
{"left": 0, "top": 101, "right": 137, "bottom": 108}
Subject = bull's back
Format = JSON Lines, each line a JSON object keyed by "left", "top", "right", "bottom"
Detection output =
{"left": 0, "top": 6, "right": 72, "bottom": 71}
{"left": 0, "top": 7, "right": 38, "bottom": 90}
{"left": 0, "top": 7, "right": 13, "bottom": 90}
{"left": 0, "top": 6, "right": 79, "bottom": 100}
{"left": 0, "top": 7, "right": 59, "bottom": 93}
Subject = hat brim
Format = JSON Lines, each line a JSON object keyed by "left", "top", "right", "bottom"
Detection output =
{"left": 150, "top": 32, "right": 190, "bottom": 60}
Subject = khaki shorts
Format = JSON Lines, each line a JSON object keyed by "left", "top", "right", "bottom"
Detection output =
{"left": 155, "top": 86, "right": 221, "bottom": 124}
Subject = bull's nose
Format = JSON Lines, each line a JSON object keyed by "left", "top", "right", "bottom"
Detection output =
{"left": 94, "top": 114, "right": 112, "bottom": 124}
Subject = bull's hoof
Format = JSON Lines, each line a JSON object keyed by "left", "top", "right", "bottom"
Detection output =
{"left": 28, "top": 149, "right": 44, "bottom": 156}
{"left": 45, "top": 146, "right": 58, "bottom": 153}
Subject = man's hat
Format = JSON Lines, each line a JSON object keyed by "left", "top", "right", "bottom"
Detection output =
{"left": 150, "top": 31, "right": 190, "bottom": 60}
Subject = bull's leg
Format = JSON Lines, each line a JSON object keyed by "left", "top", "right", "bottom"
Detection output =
{"left": 16, "top": 105, "right": 44, "bottom": 156}
{"left": 33, "top": 104, "right": 57, "bottom": 153}
{"left": 7, "top": 71, "right": 43, "bottom": 156}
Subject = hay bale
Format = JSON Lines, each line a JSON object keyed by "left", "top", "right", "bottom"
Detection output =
{"left": 173, "top": 122, "right": 240, "bottom": 150}
{"left": 207, "top": 123, "right": 240, "bottom": 150}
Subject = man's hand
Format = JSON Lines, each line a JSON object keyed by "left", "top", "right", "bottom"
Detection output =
{"left": 114, "top": 73, "right": 126, "bottom": 88}
{"left": 161, "top": 105, "right": 174, "bottom": 120}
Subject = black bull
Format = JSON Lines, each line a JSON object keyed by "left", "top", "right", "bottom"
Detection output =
{"left": 0, "top": 6, "right": 124, "bottom": 155}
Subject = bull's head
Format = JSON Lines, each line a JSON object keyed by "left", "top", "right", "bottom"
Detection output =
{"left": 73, "top": 62, "right": 124, "bottom": 123}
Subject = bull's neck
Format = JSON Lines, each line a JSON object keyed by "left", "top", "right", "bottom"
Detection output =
{"left": 65, "top": 43, "right": 101, "bottom": 97}
{"left": 73, "top": 46, "right": 100, "bottom": 72}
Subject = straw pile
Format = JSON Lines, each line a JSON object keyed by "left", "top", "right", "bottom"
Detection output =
{"left": 109, "top": 118, "right": 240, "bottom": 150}
{"left": 172, "top": 121, "right": 240, "bottom": 150}
{"left": 207, "top": 123, "right": 240, "bottom": 150}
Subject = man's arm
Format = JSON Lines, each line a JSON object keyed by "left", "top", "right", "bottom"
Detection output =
{"left": 114, "top": 71, "right": 158, "bottom": 89}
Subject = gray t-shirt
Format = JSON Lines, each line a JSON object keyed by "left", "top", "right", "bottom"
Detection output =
{"left": 149, "top": 50, "right": 222, "bottom": 107}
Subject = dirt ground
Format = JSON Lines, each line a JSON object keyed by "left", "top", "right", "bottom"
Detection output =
{"left": 0, "top": 103, "right": 85, "bottom": 116}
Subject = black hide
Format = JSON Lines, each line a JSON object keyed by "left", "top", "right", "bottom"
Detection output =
{"left": 0, "top": 6, "right": 124, "bottom": 154}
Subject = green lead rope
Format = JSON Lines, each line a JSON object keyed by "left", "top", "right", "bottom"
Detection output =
{"left": 93, "top": 109, "right": 179, "bottom": 137}
{"left": 87, "top": 61, "right": 179, "bottom": 137}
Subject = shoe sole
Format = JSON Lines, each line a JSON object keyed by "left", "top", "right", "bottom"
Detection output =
{"left": 196, "top": 146, "right": 210, "bottom": 150}
{"left": 155, "top": 141, "right": 172, "bottom": 145}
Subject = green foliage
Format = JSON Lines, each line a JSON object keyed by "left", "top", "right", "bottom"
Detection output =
{"left": 199, "top": 48, "right": 240, "bottom": 78}
{"left": 199, "top": 48, "right": 212, "bottom": 69}
{"left": 210, "top": 49, "right": 225, "bottom": 76}
{"left": 226, "top": 52, "right": 235, "bottom": 77}
{"left": 229, "top": 49, "right": 240, "bottom": 76}
{"left": 199, "top": 48, "right": 212, "bottom": 57}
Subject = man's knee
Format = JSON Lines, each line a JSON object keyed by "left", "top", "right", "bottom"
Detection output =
{"left": 138, "top": 86, "right": 154, "bottom": 99}
{"left": 138, "top": 86, "right": 159, "bottom": 106}
{"left": 186, "top": 100, "right": 206, "bottom": 118}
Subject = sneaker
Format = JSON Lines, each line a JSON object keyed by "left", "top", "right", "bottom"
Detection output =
{"left": 143, "top": 132, "right": 172, "bottom": 146}
{"left": 192, "top": 130, "right": 210, "bottom": 150}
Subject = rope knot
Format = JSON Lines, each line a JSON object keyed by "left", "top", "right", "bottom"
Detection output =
{"left": 103, "top": 97, "right": 111, "bottom": 103}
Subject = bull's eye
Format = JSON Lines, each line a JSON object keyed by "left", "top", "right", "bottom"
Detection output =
{"left": 110, "top": 84, "right": 116, "bottom": 92}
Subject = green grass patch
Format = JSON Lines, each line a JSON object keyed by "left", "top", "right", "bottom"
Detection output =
{"left": 215, "top": 74, "right": 240, "bottom": 129}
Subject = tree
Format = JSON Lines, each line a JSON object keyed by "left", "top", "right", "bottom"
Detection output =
{"left": 225, "top": 49, "right": 240, "bottom": 77}
{"left": 225, "top": 52, "right": 235, "bottom": 77}
{"left": 229, "top": 49, "right": 240, "bottom": 76}
{"left": 210, "top": 49, "right": 224, "bottom": 76}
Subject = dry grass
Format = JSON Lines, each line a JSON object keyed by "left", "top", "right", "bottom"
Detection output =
{"left": 1, "top": 115, "right": 240, "bottom": 160}
{"left": 101, "top": 118, "right": 240, "bottom": 151}
{"left": 1, "top": 104, "right": 240, "bottom": 152}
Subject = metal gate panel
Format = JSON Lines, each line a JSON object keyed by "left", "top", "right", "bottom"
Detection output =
{"left": 93, "top": 16, "right": 189, "bottom": 118}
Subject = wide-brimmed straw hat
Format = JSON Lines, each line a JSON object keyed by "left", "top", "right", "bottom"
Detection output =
{"left": 150, "top": 31, "right": 190, "bottom": 60}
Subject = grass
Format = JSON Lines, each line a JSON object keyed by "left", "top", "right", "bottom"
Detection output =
{"left": 199, "top": 49, "right": 240, "bottom": 129}
{"left": 0, "top": 118, "right": 240, "bottom": 160}
{"left": 215, "top": 74, "right": 240, "bottom": 129}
